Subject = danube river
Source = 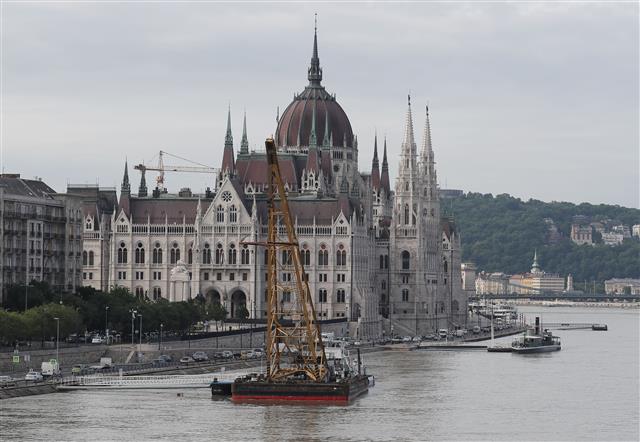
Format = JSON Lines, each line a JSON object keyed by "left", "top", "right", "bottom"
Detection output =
{"left": 1, "top": 306, "right": 638, "bottom": 441}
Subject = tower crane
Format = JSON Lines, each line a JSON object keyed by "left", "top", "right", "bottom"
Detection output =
{"left": 134, "top": 150, "right": 219, "bottom": 191}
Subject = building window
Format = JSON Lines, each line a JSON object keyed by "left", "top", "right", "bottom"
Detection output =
{"left": 82, "top": 251, "right": 88, "bottom": 266}
{"left": 215, "top": 244, "right": 224, "bottom": 265}
{"left": 281, "top": 250, "right": 292, "bottom": 266}
{"left": 241, "top": 245, "right": 250, "bottom": 265}
{"left": 216, "top": 205, "right": 224, "bottom": 223}
{"left": 135, "top": 287, "right": 144, "bottom": 297}
{"left": 83, "top": 272, "right": 86, "bottom": 280}
{"left": 242, "top": 273, "right": 248, "bottom": 281}
{"left": 230, "top": 272, "right": 235, "bottom": 281}
{"left": 443, "top": 259, "right": 448, "bottom": 273}
{"left": 89, "top": 251, "right": 94, "bottom": 266}
{"left": 228, "top": 244, "right": 237, "bottom": 264}
{"left": 337, "top": 273, "right": 346, "bottom": 283}
{"left": 229, "top": 205, "right": 237, "bottom": 223}
{"left": 203, "top": 243, "right": 212, "bottom": 264}
{"left": 135, "top": 242, "right": 145, "bottom": 264}
{"left": 216, "top": 272, "right": 222, "bottom": 281}
{"left": 336, "top": 289, "right": 346, "bottom": 303}
{"left": 401, "top": 274, "right": 409, "bottom": 284}
{"left": 153, "top": 244, "right": 163, "bottom": 264}
{"left": 401, "top": 251, "right": 410, "bottom": 270}
{"left": 319, "top": 273, "right": 327, "bottom": 282}
{"left": 153, "top": 271, "right": 162, "bottom": 280}
{"left": 318, "top": 289, "right": 327, "bottom": 303}
{"left": 153, "top": 287, "right": 162, "bottom": 300}
{"left": 402, "top": 289, "right": 409, "bottom": 302}
{"left": 89, "top": 272, "right": 93, "bottom": 280}
{"left": 336, "top": 250, "right": 347, "bottom": 266}
{"left": 204, "top": 272, "right": 209, "bottom": 281}
{"left": 170, "top": 243, "right": 180, "bottom": 264}
{"left": 318, "top": 249, "right": 328, "bottom": 266}
{"left": 187, "top": 246, "right": 193, "bottom": 264}
{"left": 381, "top": 280, "right": 386, "bottom": 290}
{"left": 301, "top": 249, "right": 311, "bottom": 266}
{"left": 117, "top": 242, "right": 128, "bottom": 264}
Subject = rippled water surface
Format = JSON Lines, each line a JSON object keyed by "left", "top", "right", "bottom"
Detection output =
{"left": 1, "top": 307, "right": 638, "bottom": 441}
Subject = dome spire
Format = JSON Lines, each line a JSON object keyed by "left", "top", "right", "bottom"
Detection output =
{"left": 308, "top": 14, "right": 323, "bottom": 87}
{"left": 225, "top": 104, "right": 233, "bottom": 148}
{"left": 240, "top": 110, "right": 249, "bottom": 154}
{"left": 309, "top": 100, "right": 318, "bottom": 147}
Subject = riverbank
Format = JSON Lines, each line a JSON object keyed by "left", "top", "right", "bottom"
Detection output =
{"left": 505, "top": 300, "right": 639, "bottom": 309}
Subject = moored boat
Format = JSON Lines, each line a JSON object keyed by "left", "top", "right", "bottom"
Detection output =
{"left": 511, "top": 317, "right": 561, "bottom": 354}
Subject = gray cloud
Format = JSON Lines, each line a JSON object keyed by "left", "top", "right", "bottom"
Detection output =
{"left": 2, "top": 2, "right": 638, "bottom": 207}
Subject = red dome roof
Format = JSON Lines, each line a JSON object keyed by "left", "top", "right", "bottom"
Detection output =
{"left": 275, "top": 29, "right": 354, "bottom": 149}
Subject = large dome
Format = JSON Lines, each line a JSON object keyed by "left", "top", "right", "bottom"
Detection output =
{"left": 275, "top": 30, "right": 354, "bottom": 149}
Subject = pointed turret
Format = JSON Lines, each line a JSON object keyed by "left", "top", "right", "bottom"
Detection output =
{"left": 421, "top": 105, "right": 433, "bottom": 162}
{"left": 121, "top": 160, "right": 130, "bottom": 193}
{"left": 307, "top": 15, "right": 323, "bottom": 87}
{"left": 380, "top": 137, "right": 390, "bottom": 196}
{"left": 240, "top": 111, "right": 249, "bottom": 155}
{"left": 309, "top": 100, "right": 318, "bottom": 147}
{"left": 221, "top": 106, "right": 235, "bottom": 175}
{"left": 531, "top": 249, "right": 541, "bottom": 274}
{"left": 322, "top": 108, "right": 331, "bottom": 147}
{"left": 138, "top": 168, "right": 148, "bottom": 197}
{"left": 399, "top": 94, "right": 417, "bottom": 175}
{"left": 371, "top": 134, "right": 380, "bottom": 190}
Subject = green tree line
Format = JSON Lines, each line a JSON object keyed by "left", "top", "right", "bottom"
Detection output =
{"left": 444, "top": 192, "right": 640, "bottom": 282}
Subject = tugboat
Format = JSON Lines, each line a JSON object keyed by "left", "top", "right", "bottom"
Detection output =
{"left": 222, "top": 138, "right": 370, "bottom": 404}
{"left": 511, "top": 317, "right": 561, "bottom": 354}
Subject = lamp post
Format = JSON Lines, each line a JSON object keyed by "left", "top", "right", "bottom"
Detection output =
{"left": 53, "top": 317, "right": 60, "bottom": 365}
{"left": 130, "top": 309, "right": 137, "bottom": 347}
{"left": 138, "top": 314, "right": 143, "bottom": 353}
{"left": 105, "top": 306, "right": 109, "bottom": 344}
{"left": 159, "top": 323, "right": 163, "bottom": 351}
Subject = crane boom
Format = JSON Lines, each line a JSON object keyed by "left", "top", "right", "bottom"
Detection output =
{"left": 133, "top": 150, "right": 219, "bottom": 190}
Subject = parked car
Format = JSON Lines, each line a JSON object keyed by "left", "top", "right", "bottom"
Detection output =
{"left": 472, "top": 326, "right": 481, "bottom": 334}
{"left": 252, "top": 349, "right": 264, "bottom": 358}
{"left": 438, "top": 329, "right": 449, "bottom": 339}
{"left": 221, "top": 351, "right": 234, "bottom": 359}
{"left": 402, "top": 336, "right": 412, "bottom": 343}
{"left": 158, "top": 354, "right": 173, "bottom": 363}
{"left": 152, "top": 358, "right": 168, "bottom": 367}
{"left": 192, "top": 351, "right": 209, "bottom": 362}
{"left": 24, "top": 370, "right": 43, "bottom": 382}
{"left": 91, "top": 335, "right": 103, "bottom": 344}
{"left": 0, "top": 376, "right": 16, "bottom": 388}
{"left": 71, "top": 364, "right": 89, "bottom": 375}
{"left": 179, "top": 356, "right": 194, "bottom": 365}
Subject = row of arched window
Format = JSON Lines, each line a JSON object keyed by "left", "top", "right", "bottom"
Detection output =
{"left": 133, "top": 287, "right": 162, "bottom": 301}
{"left": 261, "top": 248, "right": 347, "bottom": 267}
{"left": 115, "top": 242, "right": 250, "bottom": 266}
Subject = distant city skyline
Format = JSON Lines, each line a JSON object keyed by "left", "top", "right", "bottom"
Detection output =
{"left": 1, "top": 2, "right": 638, "bottom": 207}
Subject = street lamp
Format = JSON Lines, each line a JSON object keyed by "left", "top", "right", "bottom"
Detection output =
{"left": 138, "top": 313, "right": 143, "bottom": 352}
{"left": 159, "top": 323, "right": 163, "bottom": 351}
{"left": 53, "top": 317, "right": 60, "bottom": 366}
{"left": 130, "top": 309, "right": 137, "bottom": 346}
{"left": 105, "top": 306, "right": 110, "bottom": 344}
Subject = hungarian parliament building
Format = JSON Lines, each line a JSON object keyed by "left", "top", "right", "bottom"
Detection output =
{"left": 75, "top": 30, "right": 467, "bottom": 339}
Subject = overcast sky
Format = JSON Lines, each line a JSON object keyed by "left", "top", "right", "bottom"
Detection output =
{"left": 1, "top": 2, "right": 638, "bottom": 208}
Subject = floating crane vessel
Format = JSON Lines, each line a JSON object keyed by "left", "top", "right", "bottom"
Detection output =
{"left": 216, "top": 138, "right": 369, "bottom": 403}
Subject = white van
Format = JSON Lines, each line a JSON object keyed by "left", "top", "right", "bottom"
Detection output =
{"left": 438, "top": 329, "right": 448, "bottom": 339}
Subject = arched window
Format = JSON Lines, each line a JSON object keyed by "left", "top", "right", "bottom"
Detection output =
{"left": 135, "top": 287, "right": 144, "bottom": 298}
{"left": 229, "top": 205, "right": 237, "bottom": 223}
{"left": 118, "top": 242, "right": 128, "bottom": 264}
{"left": 443, "top": 259, "right": 448, "bottom": 273}
{"left": 135, "top": 242, "right": 145, "bottom": 264}
{"left": 336, "top": 250, "right": 347, "bottom": 266}
{"left": 402, "top": 289, "right": 409, "bottom": 302}
{"left": 336, "top": 289, "right": 346, "bottom": 303}
{"left": 318, "top": 249, "right": 328, "bottom": 266}
{"left": 216, "top": 205, "right": 224, "bottom": 223}
{"left": 215, "top": 244, "right": 224, "bottom": 264}
{"left": 153, "top": 287, "right": 162, "bottom": 300}
{"left": 404, "top": 204, "right": 410, "bottom": 225}
{"left": 202, "top": 243, "right": 211, "bottom": 264}
{"left": 401, "top": 251, "right": 410, "bottom": 270}
{"left": 89, "top": 251, "right": 94, "bottom": 266}
{"left": 153, "top": 243, "right": 162, "bottom": 264}
{"left": 85, "top": 216, "right": 93, "bottom": 231}
{"left": 187, "top": 246, "right": 193, "bottom": 264}
{"left": 228, "top": 244, "right": 237, "bottom": 264}
{"left": 263, "top": 249, "right": 268, "bottom": 265}
{"left": 318, "top": 289, "right": 327, "bottom": 303}
{"left": 170, "top": 243, "right": 180, "bottom": 264}
{"left": 379, "top": 255, "right": 384, "bottom": 269}
{"left": 301, "top": 249, "right": 310, "bottom": 266}
{"left": 281, "top": 250, "right": 292, "bottom": 266}
{"left": 82, "top": 251, "right": 88, "bottom": 266}
{"left": 241, "top": 245, "right": 250, "bottom": 265}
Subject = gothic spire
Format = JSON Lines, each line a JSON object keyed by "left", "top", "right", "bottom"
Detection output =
{"left": 421, "top": 105, "right": 433, "bottom": 161}
{"left": 380, "top": 137, "right": 390, "bottom": 195}
{"left": 309, "top": 100, "right": 318, "bottom": 147}
{"left": 322, "top": 108, "right": 331, "bottom": 147}
{"left": 221, "top": 106, "right": 235, "bottom": 174}
{"left": 121, "top": 160, "right": 130, "bottom": 193}
{"left": 402, "top": 94, "right": 417, "bottom": 156}
{"left": 307, "top": 15, "right": 323, "bottom": 87}
{"left": 225, "top": 105, "right": 233, "bottom": 148}
{"left": 371, "top": 133, "right": 380, "bottom": 190}
{"left": 138, "top": 168, "right": 147, "bottom": 197}
{"left": 240, "top": 110, "right": 249, "bottom": 154}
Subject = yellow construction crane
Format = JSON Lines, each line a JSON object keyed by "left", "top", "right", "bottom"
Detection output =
{"left": 133, "top": 150, "right": 219, "bottom": 191}
{"left": 244, "top": 137, "right": 328, "bottom": 382}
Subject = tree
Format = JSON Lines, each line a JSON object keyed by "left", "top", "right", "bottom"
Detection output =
{"left": 235, "top": 305, "right": 250, "bottom": 320}
{"left": 210, "top": 302, "right": 228, "bottom": 332}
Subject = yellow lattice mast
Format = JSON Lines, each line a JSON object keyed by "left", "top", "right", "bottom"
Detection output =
{"left": 262, "top": 137, "right": 328, "bottom": 382}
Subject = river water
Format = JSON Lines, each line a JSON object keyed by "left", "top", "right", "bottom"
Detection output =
{"left": 1, "top": 306, "right": 638, "bottom": 441}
